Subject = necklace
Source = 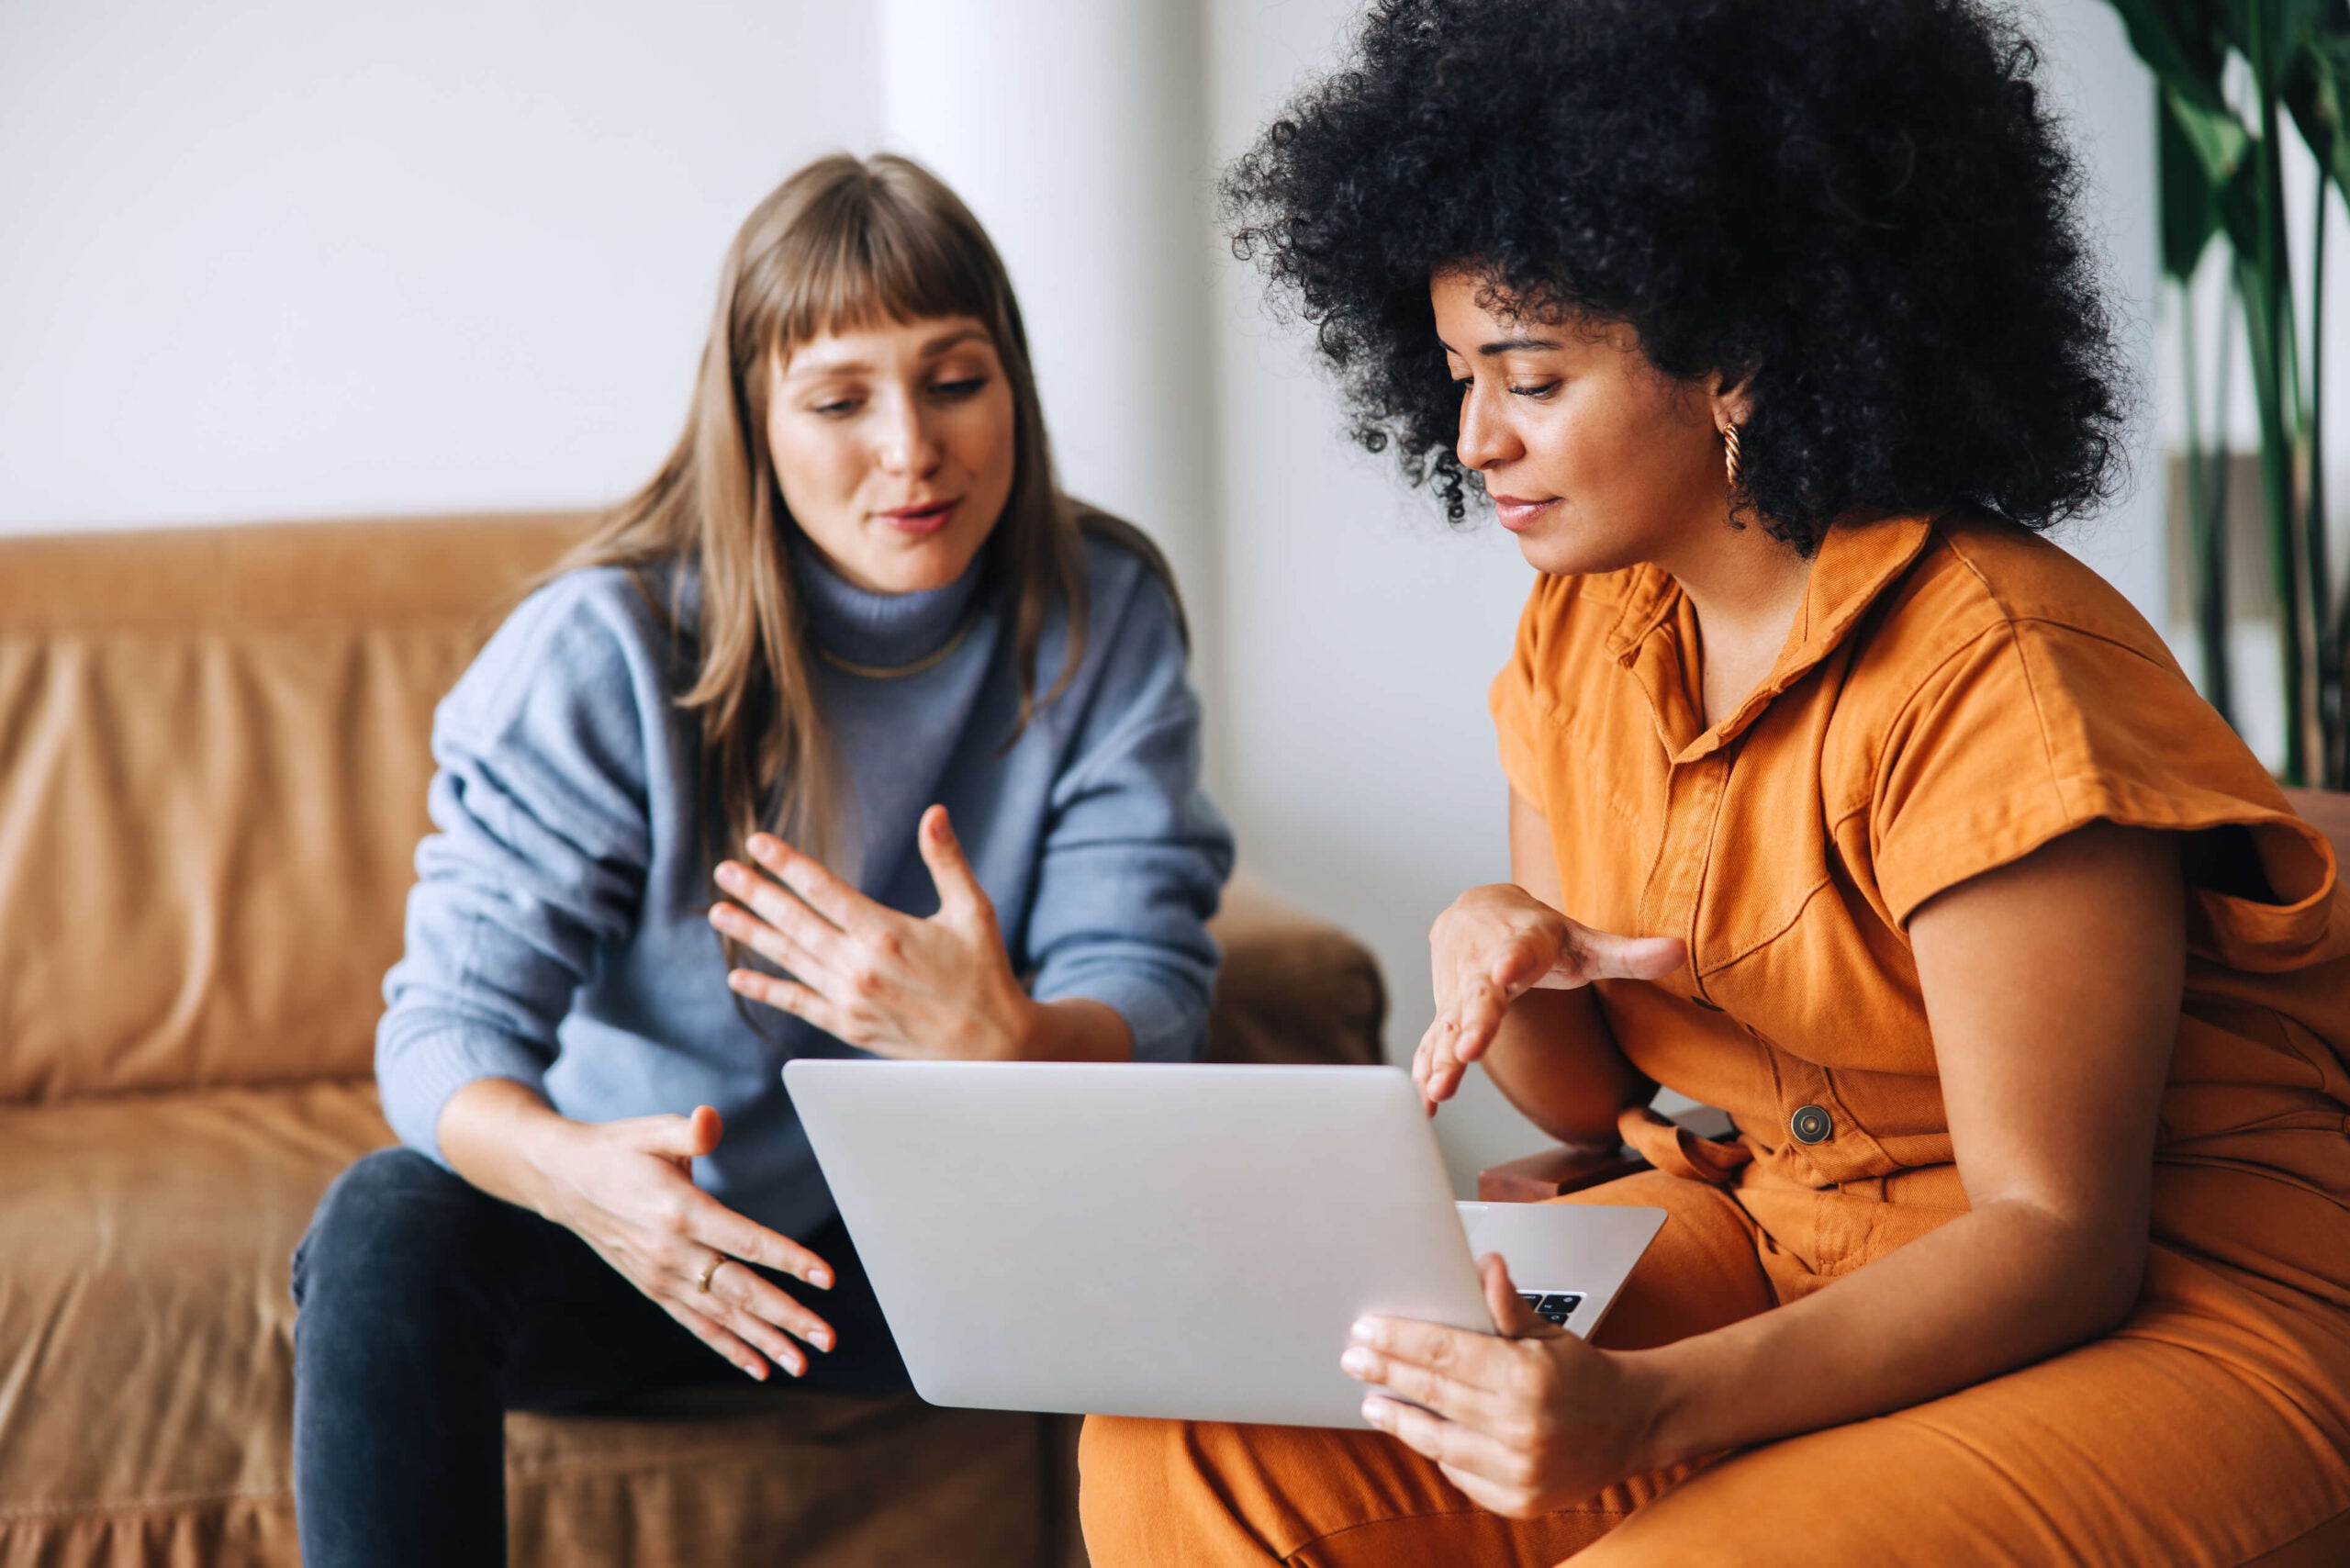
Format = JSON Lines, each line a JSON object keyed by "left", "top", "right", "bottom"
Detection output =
{"left": 813, "top": 607, "right": 981, "bottom": 680}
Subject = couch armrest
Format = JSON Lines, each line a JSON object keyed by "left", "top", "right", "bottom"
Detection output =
{"left": 1477, "top": 1104, "right": 1738, "bottom": 1203}
{"left": 1477, "top": 1144, "right": 1651, "bottom": 1204}
{"left": 1201, "top": 869, "right": 1386, "bottom": 1069}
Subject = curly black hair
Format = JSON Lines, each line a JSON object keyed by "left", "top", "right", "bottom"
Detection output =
{"left": 1222, "top": 0, "right": 2131, "bottom": 552}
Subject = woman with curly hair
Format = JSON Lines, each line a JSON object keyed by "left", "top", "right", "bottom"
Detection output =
{"left": 1080, "top": 2, "right": 2350, "bottom": 1562}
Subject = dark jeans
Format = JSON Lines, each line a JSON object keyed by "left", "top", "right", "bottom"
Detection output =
{"left": 290, "top": 1148, "right": 909, "bottom": 1567}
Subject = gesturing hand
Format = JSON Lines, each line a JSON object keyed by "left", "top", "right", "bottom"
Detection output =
{"left": 1344, "top": 1254, "right": 1662, "bottom": 1518}
{"left": 709, "top": 804, "right": 1036, "bottom": 1061}
{"left": 537, "top": 1103, "right": 836, "bottom": 1381}
{"left": 1416, "top": 884, "right": 1683, "bottom": 1112}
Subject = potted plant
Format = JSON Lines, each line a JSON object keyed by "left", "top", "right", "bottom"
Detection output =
{"left": 2106, "top": 0, "right": 2348, "bottom": 785}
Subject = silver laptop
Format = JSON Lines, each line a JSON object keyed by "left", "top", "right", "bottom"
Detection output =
{"left": 783, "top": 1060, "right": 1664, "bottom": 1429}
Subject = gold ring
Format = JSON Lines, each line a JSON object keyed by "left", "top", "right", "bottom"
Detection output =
{"left": 695, "top": 1255, "right": 724, "bottom": 1293}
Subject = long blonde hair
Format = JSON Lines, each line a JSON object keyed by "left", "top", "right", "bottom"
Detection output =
{"left": 559, "top": 152, "right": 1176, "bottom": 878}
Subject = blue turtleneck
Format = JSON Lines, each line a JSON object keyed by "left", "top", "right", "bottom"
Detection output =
{"left": 789, "top": 532, "right": 986, "bottom": 670}
{"left": 375, "top": 528, "right": 1233, "bottom": 1241}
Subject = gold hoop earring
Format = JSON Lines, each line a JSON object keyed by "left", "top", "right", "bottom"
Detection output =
{"left": 1722, "top": 423, "right": 1745, "bottom": 490}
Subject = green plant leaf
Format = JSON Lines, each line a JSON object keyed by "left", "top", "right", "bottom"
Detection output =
{"left": 2103, "top": 0, "right": 2234, "bottom": 113}
{"left": 2162, "top": 94, "right": 2231, "bottom": 275}
{"left": 2286, "top": 33, "right": 2350, "bottom": 196}
{"left": 2107, "top": 0, "right": 2344, "bottom": 780}
{"left": 2170, "top": 82, "right": 2255, "bottom": 181}
{"left": 2114, "top": 3, "right": 2255, "bottom": 279}
{"left": 2216, "top": 0, "right": 2328, "bottom": 67}
{"left": 2212, "top": 140, "right": 2269, "bottom": 260}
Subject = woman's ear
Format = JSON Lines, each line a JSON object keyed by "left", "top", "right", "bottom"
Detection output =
{"left": 1710, "top": 368, "right": 1757, "bottom": 432}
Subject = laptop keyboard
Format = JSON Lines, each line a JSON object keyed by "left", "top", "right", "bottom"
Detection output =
{"left": 1518, "top": 1292, "right": 1585, "bottom": 1327}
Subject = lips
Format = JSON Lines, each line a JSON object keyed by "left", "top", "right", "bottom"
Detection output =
{"left": 1490, "top": 493, "right": 1559, "bottom": 532}
{"left": 879, "top": 499, "right": 957, "bottom": 536}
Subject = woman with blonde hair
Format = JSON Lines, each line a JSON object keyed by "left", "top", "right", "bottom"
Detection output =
{"left": 290, "top": 152, "right": 1231, "bottom": 1563}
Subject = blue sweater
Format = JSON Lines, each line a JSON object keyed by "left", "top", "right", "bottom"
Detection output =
{"left": 376, "top": 531, "right": 1234, "bottom": 1239}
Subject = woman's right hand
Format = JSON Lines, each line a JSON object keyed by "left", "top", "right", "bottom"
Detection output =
{"left": 1415, "top": 885, "right": 1683, "bottom": 1112}
{"left": 526, "top": 1103, "right": 838, "bottom": 1381}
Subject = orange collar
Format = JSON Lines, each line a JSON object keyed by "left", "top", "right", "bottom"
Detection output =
{"left": 1603, "top": 513, "right": 1939, "bottom": 762}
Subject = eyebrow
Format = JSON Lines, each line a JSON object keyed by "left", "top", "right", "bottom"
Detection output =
{"left": 783, "top": 327, "right": 992, "bottom": 380}
{"left": 918, "top": 326, "right": 990, "bottom": 357}
{"left": 1437, "top": 334, "right": 1563, "bottom": 358}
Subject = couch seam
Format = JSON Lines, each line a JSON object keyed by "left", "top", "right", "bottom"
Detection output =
{"left": 0, "top": 1486, "right": 290, "bottom": 1521}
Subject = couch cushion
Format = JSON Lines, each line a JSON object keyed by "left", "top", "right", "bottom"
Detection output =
{"left": 0, "top": 1081, "right": 1058, "bottom": 1566}
{"left": 0, "top": 1082, "right": 387, "bottom": 1526}
{"left": 0, "top": 514, "right": 590, "bottom": 1102}
{"left": 504, "top": 1387, "right": 1049, "bottom": 1566}
{"left": 1206, "top": 872, "right": 1386, "bottom": 1068}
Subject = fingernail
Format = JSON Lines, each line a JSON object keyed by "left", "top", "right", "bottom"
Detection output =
{"left": 813, "top": 1329, "right": 834, "bottom": 1352}
{"left": 1340, "top": 1348, "right": 1374, "bottom": 1376}
{"left": 715, "top": 864, "right": 744, "bottom": 889}
{"left": 744, "top": 1361, "right": 767, "bottom": 1381}
{"left": 1349, "top": 1318, "right": 1376, "bottom": 1343}
{"left": 1360, "top": 1397, "right": 1385, "bottom": 1425}
{"left": 748, "top": 834, "right": 777, "bottom": 857}
{"left": 727, "top": 971, "right": 752, "bottom": 992}
{"left": 811, "top": 1270, "right": 833, "bottom": 1290}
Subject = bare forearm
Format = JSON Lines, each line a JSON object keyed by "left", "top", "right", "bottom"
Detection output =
{"left": 1630, "top": 1201, "right": 2145, "bottom": 1466}
{"left": 1480, "top": 987, "right": 1652, "bottom": 1146}
{"left": 435, "top": 1077, "right": 577, "bottom": 1217}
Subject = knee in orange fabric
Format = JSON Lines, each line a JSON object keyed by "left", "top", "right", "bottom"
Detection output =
{"left": 1544, "top": 1170, "right": 1776, "bottom": 1350}
{"left": 1081, "top": 1410, "right": 1631, "bottom": 1568}
{"left": 1080, "top": 1415, "right": 1408, "bottom": 1567}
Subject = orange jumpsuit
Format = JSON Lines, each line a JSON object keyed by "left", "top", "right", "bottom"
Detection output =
{"left": 1081, "top": 512, "right": 2350, "bottom": 1565}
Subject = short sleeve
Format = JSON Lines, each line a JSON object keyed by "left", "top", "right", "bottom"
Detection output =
{"left": 1489, "top": 582, "right": 1556, "bottom": 812}
{"left": 1869, "top": 617, "right": 2335, "bottom": 965}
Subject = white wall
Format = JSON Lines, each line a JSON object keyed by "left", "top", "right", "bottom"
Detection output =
{"left": 0, "top": 0, "right": 879, "bottom": 532}
{"left": 874, "top": 0, "right": 1226, "bottom": 767}
{"left": 874, "top": 1, "right": 1217, "bottom": 614}
{"left": 2033, "top": 0, "right": 2164, "bottom": 626}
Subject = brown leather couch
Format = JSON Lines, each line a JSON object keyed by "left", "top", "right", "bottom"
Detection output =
{"left": 0, "top": 513, "right": 1387, "bottom": 1567}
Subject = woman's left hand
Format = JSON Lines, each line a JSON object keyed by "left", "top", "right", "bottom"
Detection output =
{"left": 1342, "top": 1253, "right": 1662, "bottom": 1518}
{"left": 709, "top": 804, "right": 1036, "bottom": 1060}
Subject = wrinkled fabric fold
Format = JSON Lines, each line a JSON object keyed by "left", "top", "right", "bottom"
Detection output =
{"left": 1617, "top": 1105, "right": 1751, "bottom": 1186}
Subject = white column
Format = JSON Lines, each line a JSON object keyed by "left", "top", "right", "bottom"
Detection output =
{"left": 876, "top": 0, "right": 1218, "bottom": 663}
